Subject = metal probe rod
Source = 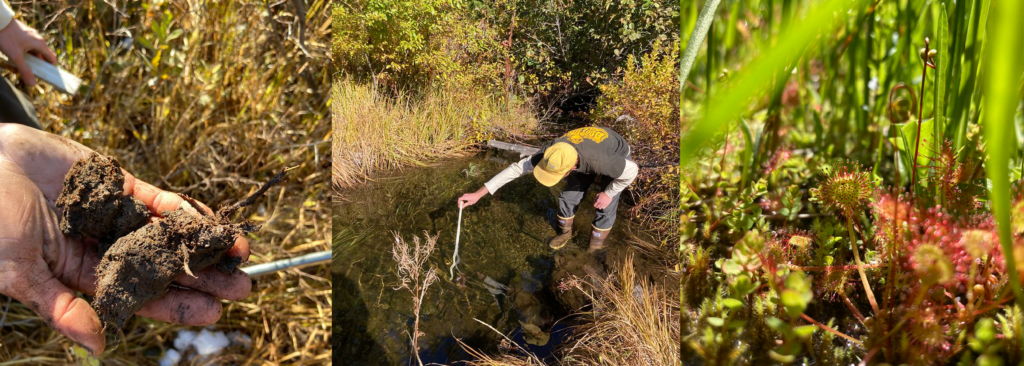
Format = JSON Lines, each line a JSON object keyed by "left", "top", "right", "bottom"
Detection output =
{"left": 240, "top": 250, "right": 331, "bottom": 277}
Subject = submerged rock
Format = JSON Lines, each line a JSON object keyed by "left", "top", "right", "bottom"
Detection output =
{"left": 508, "top": 273, "right": 553, "bottom": 346}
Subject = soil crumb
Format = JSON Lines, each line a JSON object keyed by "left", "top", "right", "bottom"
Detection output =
{"left": 56, "top": 153, "right": 150, "bottom": 253}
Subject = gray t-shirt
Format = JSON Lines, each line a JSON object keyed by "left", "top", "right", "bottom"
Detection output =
{"left": 484, "top": 127, "right": 638, "bottom": 197}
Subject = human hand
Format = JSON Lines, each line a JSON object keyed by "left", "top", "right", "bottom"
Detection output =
{"left": 594, "top": 192, "right": 613, "bottom": 210}
{"left": 458, "top": 191, "right": 484, "bottom": 208}
{"left": 0, "top": 19, "right": 57, "bottom": 86}
{"left": 0, "top": 124, "right": 251, "bottom": 355}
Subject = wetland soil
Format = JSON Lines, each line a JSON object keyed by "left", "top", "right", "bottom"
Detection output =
{"left": 57, "top": 153, "right": 277, "bottom": 328}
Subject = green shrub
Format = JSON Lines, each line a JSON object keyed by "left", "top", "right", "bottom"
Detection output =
{"left": 334, "top": 0, "right": 504, "bottom": 89}
{"left": 593, "top": 45, "right": 680, "bottom": 155}
{"left": 482, "top": 0, "right": 679, "bottom": 100}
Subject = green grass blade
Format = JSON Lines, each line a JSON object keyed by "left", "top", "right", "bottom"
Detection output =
{"left": 934, "top": 4, "right": 948, "bottom": 156}
{"left": 953, "top": 0, "right": 985, "bottom": 152}
{"left": 680, "top": 0, "right": 723, "bottom": 98}
{"left": 680, "top": 0, "right": 872, "bottom": 164}
{"left": 982, "top": 0, "right": 1024, "bottom": 355}
{"left": 739, "top": 118, "right": 754, "bottom": 186}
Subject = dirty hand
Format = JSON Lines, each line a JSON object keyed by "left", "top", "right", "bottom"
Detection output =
{"left": 594, "top": 192, "right": 613, "bottom": 210}
{"left": 0, "top": 19, "right": 57, "bottom": 86}
{"left": 0, "top": 124, "right": 251, "bottom": 355}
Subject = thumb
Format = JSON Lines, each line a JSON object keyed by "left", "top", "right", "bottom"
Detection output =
{"left": 8, "top": 52, "right": 37, "bottom": 86}
{"left": 11, "top": 268, "right": 105, "bottom": 355}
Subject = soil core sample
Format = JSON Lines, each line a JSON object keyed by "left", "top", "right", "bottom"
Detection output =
{"left": 56, "top": 153, "right": 150, "bottom": 253}
{"left": 56, "top": 153, "right": 283, "bottom": 328}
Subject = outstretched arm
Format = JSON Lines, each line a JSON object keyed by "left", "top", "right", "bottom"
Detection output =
{"left": 458, "top": 155, "right": 535, "bottom": 207}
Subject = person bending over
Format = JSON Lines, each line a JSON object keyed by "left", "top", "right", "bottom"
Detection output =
{"left": 458, "top": 126, "right": 637, "bottom": 255}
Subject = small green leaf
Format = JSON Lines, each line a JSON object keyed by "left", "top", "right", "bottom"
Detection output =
{"left": 722, "top": 260, "right": 742, "bottom": 275}
{"left": 975, "top": 318, "right": 996, "bottom": 343}
{"left": 722, "top": 298, "right": 743, "bottom": 310}
{"left": 769, "top": 350, "right": 796, "bottom": 363}
{"left": 781, "top": 289, "right": 807, "bottom": 317}
{"left": 765, "top": 316, "right": 786, "bottom": 331}
{"left": 707, "top": 317, "right": 725, "bottom": 327}
{"left": 794, "top": 325, "right": 817, "bottom": 338}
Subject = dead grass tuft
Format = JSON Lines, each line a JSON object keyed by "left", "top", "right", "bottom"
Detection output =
{"left": 0, "top": 0, "right": 330, "bottom": 364}
{"left": 456, "top": 254, "right": 680, "bottom": 366}
{"left": 560, "top": 255, "right": 680, "bottom": 366}
{"left": 333, "top": 78, "right": 536, "bottom": 189}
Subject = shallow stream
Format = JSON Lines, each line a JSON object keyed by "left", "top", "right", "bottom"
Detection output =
{"left": 332, "top": 152, "right": 632, "bottom": 365}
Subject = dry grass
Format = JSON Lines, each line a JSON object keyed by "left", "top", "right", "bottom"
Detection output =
{"left": 0, "top": 0, "right": 330, "bottom": 364}
{"left": 457, "top": 255, "right": 680, "bottom": 366}
{"left": 560, "top": 255, "right": 679, "bottom": 366}
{"left": 333, "top": 78, "right": 536, "bottom": 189}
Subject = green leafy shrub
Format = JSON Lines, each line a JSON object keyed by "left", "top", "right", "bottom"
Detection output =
{"left": 482, "top": 0, "right": 678, "bottom": 101}
{"left": 335, "top": 0, "right": 503, "bottom": 89}
{"left": 593, "top": 45, "right": 680, "bottom": 157}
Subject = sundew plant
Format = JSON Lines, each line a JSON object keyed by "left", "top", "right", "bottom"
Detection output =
{"left": 681, "top": 0, "right": 1024, "bottom": 364}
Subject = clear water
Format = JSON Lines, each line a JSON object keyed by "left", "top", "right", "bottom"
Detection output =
{"left": 332, "top": 152, "right": 630, "bottom": 365}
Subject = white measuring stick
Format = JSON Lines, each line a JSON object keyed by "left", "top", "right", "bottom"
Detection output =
{"left": 1, "top": 54, "right": 82, "bottom": 95}
{"left": 449, "top": 204, "right": 464, "bottom": 279}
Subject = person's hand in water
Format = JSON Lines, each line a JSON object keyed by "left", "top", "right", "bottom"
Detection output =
{"left": 0, "top": 19, "right": 57, "bottom": 86}
{"left": 458, "top": 187, "right": 490, "bottom": 208}
{"left": 0, "top": 124, "right": 252, "bottom": 355}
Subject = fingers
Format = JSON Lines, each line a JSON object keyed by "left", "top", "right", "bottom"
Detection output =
{"left": 8, "top": 268, "right": 105, "bottom": 355}
{"left": 136, "top": 287, "right": 223, "bottom": 326}
{"left": 173, "top": 267, "right": 252, "bottom": 301}
{"left": 28, "top": 39, "right": 57, "bottom": 65}
{"left": 458, "top": 193, "right": 478, "bottom": 208}
{"left": 74, "top": 243, "right": 249, "bottom": 301}
{"left": 122, "top": 173, "right": 215, "bottom": 216}
{"left": 7, "top": 52, "right": 36, "bottom": 86}
{"left": 226, "top": 236, "right": 251, "bottom": 262}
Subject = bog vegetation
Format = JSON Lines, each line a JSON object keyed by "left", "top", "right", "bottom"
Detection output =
{"left": 681, "top": 0, "right": 1024, "bottom": 364}
{"left": 334, "top": 0, "right": 681, "bottom": 237}
{"left": 334, "top": 0, "right": 681, "bottom": 364}
{"left": 1, "top": 0, "right": 331, "bottom": 364}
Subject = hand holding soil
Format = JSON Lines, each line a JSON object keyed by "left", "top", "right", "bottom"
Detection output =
{"left": 0, "top": 124, "right": 252, "bottom": 355}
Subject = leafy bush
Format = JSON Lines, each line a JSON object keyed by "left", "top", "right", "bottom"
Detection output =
{"left": 593, "top": 45, "right": 680, "bottom": 156}
{"left": 480, "top": 0, "right": 679, "bottom": 104}
{"left": 588, "top": 46, "right": 680, "bottom": 239}
{"left": 335, "top": 0, "right": 504, "bottom": 89}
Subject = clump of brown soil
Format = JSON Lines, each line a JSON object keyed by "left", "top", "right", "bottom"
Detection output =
{"left": 56, "top": 153, "right": 151, "bottom": 253}
{"left": 56, "top": 153, "right": 284, "bottom": 329}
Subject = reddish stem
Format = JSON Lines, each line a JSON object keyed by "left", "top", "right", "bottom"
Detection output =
{"left": 790, "top": 263, "right": 883, "bottom": 271}
{"left": 801, "top": 313, "right": 862, "bottom": 345}
{"left": 840, "top": 291, "right": 867, "bottom": 324}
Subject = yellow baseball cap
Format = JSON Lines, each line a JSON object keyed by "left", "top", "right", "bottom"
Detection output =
{"left": 533, "top": 142, "right": 577, "bottom": 186}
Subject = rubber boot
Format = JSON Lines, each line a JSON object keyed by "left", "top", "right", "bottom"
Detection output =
{"left": 587, "top": 227, "right": 610, "bottom": 255}
{"left": 548, "top": 216, "right": 574, "bottom": 250}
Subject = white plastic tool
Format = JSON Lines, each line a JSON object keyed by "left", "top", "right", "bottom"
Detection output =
{"left": 1, "top": 54, "right": 82, "bottom": 95}
{"left": 449, "top": 204, "right": 464, "bottom": 279}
